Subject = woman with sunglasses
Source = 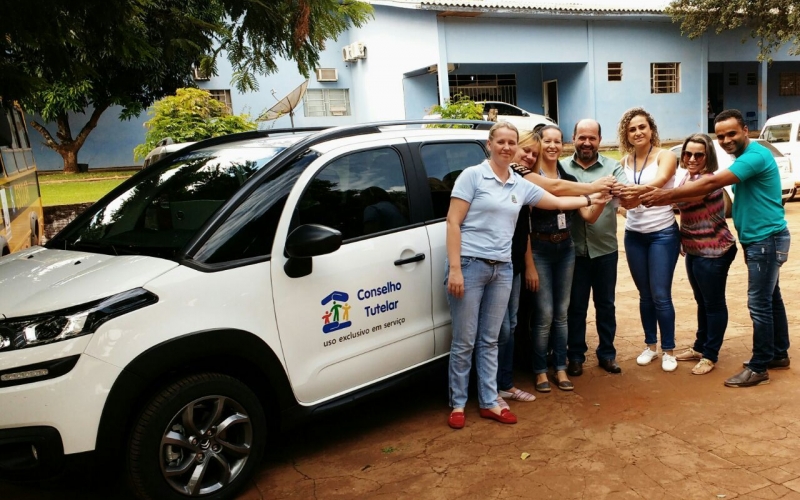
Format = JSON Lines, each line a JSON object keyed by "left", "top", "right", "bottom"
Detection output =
{"left": 615, "top": 108, "right": 681, "bottom": 372}
{"left": 445, "top": 122, "right": 609, "bottom": 429}
{"left": 670, "top": 134, "right": 737, "bottom": 374}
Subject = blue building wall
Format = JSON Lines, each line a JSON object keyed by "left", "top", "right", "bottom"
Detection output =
{"left": 32, "top": 106, "right": 147, "bottom": 171}
{"left": 33, "top": 6, "right": 800, "bottom": 169}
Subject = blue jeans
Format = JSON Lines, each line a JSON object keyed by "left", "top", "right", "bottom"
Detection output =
{"left": 446, "top": 257, "right": 513, "bottom": 409}
{"left": 531, "top": 239, "right": 575, "bottom": 374}
{"left": 685, "top": 245, "right": 737, "bottom": 363}
{"left": 568, "top": 251, "right": 618, "bottom": 363}
{"left": 744, "top": 228, "right": 791, "bottom": 373}
{"left": 497, "top": 273, "right": 521, "bottom": 391}
{"left": 624, "top": 223, "right": 680, "bottom": 350}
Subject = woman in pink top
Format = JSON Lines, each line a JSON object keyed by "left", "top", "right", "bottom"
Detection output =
{"left": 671, "top": 134, "right": 737, "bottom": 374}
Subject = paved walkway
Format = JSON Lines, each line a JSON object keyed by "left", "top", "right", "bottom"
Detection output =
{"left": 4, "top": 204, "right": 800, "bottom": 500}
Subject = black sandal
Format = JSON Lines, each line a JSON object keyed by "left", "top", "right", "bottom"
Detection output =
{"left": 535, "top": 381, "right": 551, "bottom": 393}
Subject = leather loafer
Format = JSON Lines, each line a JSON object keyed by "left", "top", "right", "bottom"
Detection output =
{"left": 742, "top": 357, "right": 791, "bottom": 370}
{"left": 599, "top": 358, "right": 622, "bottom": 374}
{"left": 479, "top": 407, "right": 517, "bottom": 424}
{"left": 567, "top": 360, "right": 583, "bottom": 377}
{"left": 448, "top": 411, "right": 465, "bottom": 429}
{"left": 724, "top": 367, "right": 770, "bottom": 387}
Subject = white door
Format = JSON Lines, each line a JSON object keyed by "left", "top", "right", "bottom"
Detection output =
{"left": 271, "top": 140, "right": 434, "bottom": 403}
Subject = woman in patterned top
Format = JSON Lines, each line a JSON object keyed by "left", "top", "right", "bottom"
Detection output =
{"left": 672, "top": 134, "right": 737, "bottom": 374}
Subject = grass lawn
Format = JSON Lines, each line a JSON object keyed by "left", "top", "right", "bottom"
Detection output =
{"left": 39, "top": 172, "right": 136, "bottom": 207}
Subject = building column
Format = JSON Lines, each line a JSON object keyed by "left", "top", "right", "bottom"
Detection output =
{"left": 437, "top": 17, "right": 450, "bottom": 106}
{"left": 759, "top": 60, "right": 768, "bottom": 128}
{"left": 587, "top": 21, "right": 596, "bottom": 120}
{"left": 701, "top": 34, "right": 709, "bottom": 132}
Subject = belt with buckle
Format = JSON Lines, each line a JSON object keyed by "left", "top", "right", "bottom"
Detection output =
{"left": 467, "top": 256, "right": 503, "bottom": 265}
{"left": 532, "top": 231, "right": 571, "bottom": 243}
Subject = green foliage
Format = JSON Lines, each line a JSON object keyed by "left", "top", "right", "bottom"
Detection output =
{"left": 2, "top": 0, "right": 372, "bottom": 172}
{"left": 667, "top": 0, "right": 800, "bottom": 61}
{"left": 133, "top": 88, "right": 257, "bottom": 160}
{"left": 428, "top": 94, "right": 484, "bottom": 121}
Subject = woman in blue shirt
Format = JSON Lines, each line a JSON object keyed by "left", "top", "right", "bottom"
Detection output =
{"left": 445, "top": 122, "right": 609, "bottom": 429}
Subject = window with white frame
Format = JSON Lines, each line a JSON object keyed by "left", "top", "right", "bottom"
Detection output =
{"left": 208, "top": 89, "right": 233, "bottom": 113}
{"left": 650, "top": 63, "right": 680, "bottom": 94}
{"left": 303, "top": 89, "right": 351, "bottom": 117}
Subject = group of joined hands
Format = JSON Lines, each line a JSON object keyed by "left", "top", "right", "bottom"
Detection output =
{"left": 580, "top": 175, "right": 672, "bottom": 209}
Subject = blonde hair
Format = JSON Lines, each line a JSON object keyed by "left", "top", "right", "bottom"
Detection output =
{"left": 617, "top": 107, "right": 660, "bottom": 155}
{"left": 518, "top": 130, "right": 540, "bottom": 149}
{"left": 488, "top": 121, "right": 519, "bottom": 141}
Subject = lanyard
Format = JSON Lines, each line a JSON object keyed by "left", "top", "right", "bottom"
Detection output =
{"left": 632, "top": 144, "right": 653, "bottom": 185}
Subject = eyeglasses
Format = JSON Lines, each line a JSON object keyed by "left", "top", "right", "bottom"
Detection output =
{"left": 681, "top": 151, "right": 706, "bottom": 161}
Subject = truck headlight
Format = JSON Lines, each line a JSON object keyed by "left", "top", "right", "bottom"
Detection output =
{"left": 0, "top": 288, "right": 158, "bottom": 352}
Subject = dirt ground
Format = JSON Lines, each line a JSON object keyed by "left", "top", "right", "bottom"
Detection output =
{"left": 5, "top": 203, "right": 800, "bottom": 500}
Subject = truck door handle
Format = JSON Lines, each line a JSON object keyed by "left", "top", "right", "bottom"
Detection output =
{"left": 394, "top": 253, "right": 425, "bottom": 266}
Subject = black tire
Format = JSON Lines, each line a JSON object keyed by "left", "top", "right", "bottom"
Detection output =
{"left": 127, "top": 373, "right": 266, "bottom": 500}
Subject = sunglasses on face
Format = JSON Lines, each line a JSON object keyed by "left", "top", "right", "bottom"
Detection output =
{"left": 682, "top": 151, "right": 706, "bottom": 160}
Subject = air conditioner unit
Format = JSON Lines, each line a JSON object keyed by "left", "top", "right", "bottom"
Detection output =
{"left": 192, "top": 66, "right": 210, "bottom": 81}
{"left": 315, "top": 68, "right": 338, "bottom": 82}
{"left": 342, "top": 46, "right": 356, "bottom": 62}
{"left": 329, "top": 105, "right": 348, "bottom": 116}
{"left": 352, "top": 42, "right": 367, "bottom": 60}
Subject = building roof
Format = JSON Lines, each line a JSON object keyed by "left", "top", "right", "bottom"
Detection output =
{"left": 373, "top": 0, "right": 672, "bottom": 14}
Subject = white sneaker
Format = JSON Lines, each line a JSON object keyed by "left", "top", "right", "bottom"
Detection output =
{"left": 637, "top": 347, "right": 659, "bottom": 366}
{"left": 662, "top": 353, "right": 678, "bottom": 372}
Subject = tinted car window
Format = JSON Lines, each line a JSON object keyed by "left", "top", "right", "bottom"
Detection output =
{"left": 496, "top": 103, "right": 523, "bottom": 116}
{"left": 291, "top": 147, "right": 410, "bottom": 241}
{"left": 194, "top": 151, "right": 320, "bottom": 264}
{"left": 420, "top": 142, "right": 487, "bottom": 220}
{"left": 49, "top": 142, "right": 297, "bottom": 259}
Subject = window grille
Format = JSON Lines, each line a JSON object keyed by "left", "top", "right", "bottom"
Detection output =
{"left": 746, "top": 73, "right": 757, "bottom": 86}
{"left": 303, "top": 89, "right": 351, "bottom": 117}
{"left": 448, "top": 74, "right": 517, "bottom": 104}
{"left": 208, "top": 90, "right": 233, "bottom": 114}
{"left": 650, "top": 63, "right": 680, "bottom": 94}
{"left": 608, "top": 62, "right": 622, "bottom": 81}
{"left": 780, "top": 73, "right": 800, "bottom": 96}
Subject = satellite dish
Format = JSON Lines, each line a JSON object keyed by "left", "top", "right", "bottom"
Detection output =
{"left": 257, "top": 79, "right": 309, "bottom": 128}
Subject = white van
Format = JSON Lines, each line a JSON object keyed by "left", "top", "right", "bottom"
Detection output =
{"left": 760, "top": 111, "right": 800, "bottom": 190}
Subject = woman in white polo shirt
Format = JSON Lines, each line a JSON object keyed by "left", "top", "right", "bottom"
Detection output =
{"left": 445, "top": 122, "right": 610, "bottom": 429}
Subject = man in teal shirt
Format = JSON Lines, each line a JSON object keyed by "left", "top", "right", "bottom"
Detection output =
{"left": 561, "top": 119, "right": 628, "bottom": 375}
{"left": 641, "top": 109, "right": 790, "bottom": 388}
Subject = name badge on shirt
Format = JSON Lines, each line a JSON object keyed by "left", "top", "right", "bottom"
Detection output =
{"left": 511, "top": 194, "right": 517, "bottom": 204}
{"left": 557, "top": 213, "right": 567, "bottom": 229}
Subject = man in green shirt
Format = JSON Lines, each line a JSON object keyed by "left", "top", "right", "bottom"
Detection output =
{"left": 561, "top": 119, "right": 628, "bottom": 375}
{"left": 641, "top": 109, "right": 790, "bottom": 388}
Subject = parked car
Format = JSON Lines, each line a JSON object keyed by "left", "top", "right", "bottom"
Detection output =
{"left": 0, "top": 120, "right": 493, "bottom": 500}
{"left": 670, "top": 138, "right": 794, "bottom": 217}
{"left": 424, "top": 101, "right": 556, "bottom": 132}
{"left": 142, "top": 137, "right": 195, "bottom": 168}
{"left": 759, "top": 110, "right": 800, "bottom": 196}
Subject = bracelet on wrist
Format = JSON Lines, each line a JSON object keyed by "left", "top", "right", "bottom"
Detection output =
{"left": 583, "top": 194, "right": 591, "bottom": 207}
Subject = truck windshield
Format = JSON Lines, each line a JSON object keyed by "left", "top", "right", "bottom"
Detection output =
{"left": 48, "top": 138, "right": 301, "bottom": 259}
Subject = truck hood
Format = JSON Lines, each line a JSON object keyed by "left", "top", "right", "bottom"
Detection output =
{"left": 0, "top": 247, "right": 178, "bottom": 318}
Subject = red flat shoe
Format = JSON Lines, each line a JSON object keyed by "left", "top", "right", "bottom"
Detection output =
{"left": 479, "top": 407, "right": 517, "bottom": 424}
{"left": 448, "top": 411, "right": 466, "bottom": 429}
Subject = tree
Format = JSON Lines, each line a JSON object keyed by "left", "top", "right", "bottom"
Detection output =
{"left": 2, "top": 0, "right": 372, "bottom": 172}
{"left": 426, "top": 94, "right": 484, "bottom": 128}
{"left": 667, "top": 0, "right": 800, "bottom": 60}
{"left": 133, "top": 88, "right": 257, "bottom": 160}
